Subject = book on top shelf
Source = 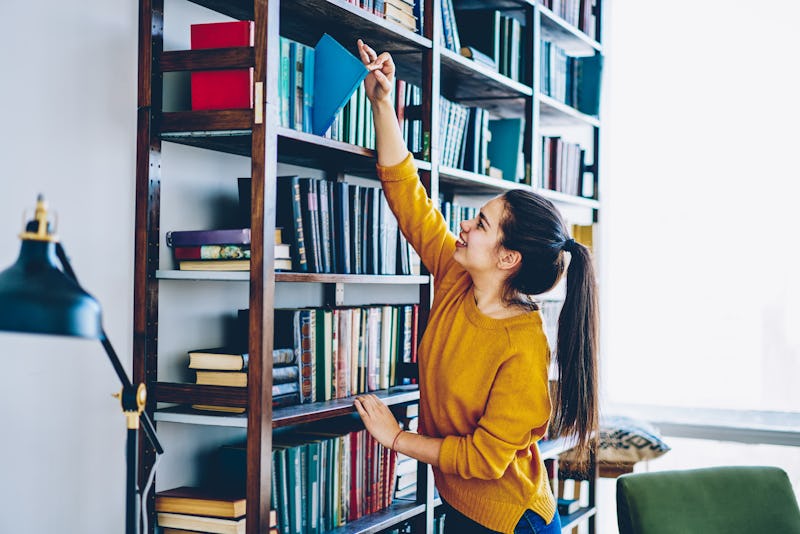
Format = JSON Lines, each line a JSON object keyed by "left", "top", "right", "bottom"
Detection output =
{"left": 155, "top": 486, "right": 247, "bottom": 518}
{"left": 190, "top": 21, "right": 254, "bottom": 110}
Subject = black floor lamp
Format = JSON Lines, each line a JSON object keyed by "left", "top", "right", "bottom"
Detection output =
{"left": 0, "top": 195, "right": 163, "bottom": 534}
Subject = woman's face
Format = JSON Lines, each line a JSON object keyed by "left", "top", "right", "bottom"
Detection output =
{"left": 453, "top": 195, "right": 508, "bottom": 274}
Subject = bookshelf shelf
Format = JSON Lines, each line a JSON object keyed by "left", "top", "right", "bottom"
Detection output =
{"left": 538, "top": 93, "right": 600, "bottom": 127}
{"left": 161, "top": 122, "right": 432, "bottom": 175}
{"left": 559, "top": 506, "right": 597, "bottom": 532}
{"left": 328, "top": 500, "right": 425, "bottom": 534}
{"left": 539, "top": 6, "right": 602, "bottom": 57}
{"left": 536, "top": 188, "right": 600, "bottom": 209}
{"left": 154, "top": 386, "right": 420, "bottom": 428}
{"left": 438, "top": 165, "right": 527, "bottom": 193}
{"left": 155, "top": 270, "right": 431, "bottom": 284}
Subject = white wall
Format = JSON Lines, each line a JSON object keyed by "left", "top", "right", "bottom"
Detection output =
{"left": 600, "top": 0, "right": 800, "bottom": 412}
{"left": 0, "top": 1, "right": 138, "bottom": 532}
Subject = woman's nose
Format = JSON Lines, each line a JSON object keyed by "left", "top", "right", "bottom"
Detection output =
{"left": 460, "top": 220, "right": 470, "bottom": 232}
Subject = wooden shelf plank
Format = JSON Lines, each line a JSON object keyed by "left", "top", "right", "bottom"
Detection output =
{"left": 159, "top": 48, "right": 255, "bottom": 71}
{"left": 154, "top": 382, "right": 248, "bottom": 407}
{"left": 539, "top": 6, "right": 602, "bottom": 57}
{"left": 162, "top": 110, "right": 253, "bottom": 132}
{"left": 156, "top": 270, "right": 431, "bottom": 284}
{"left": 154, "top": 386, "right": 420, "bottom": 428}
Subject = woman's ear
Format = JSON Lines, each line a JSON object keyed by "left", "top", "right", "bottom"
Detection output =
{"left": 497, "top": 248, "right": 522, "bottom": 271}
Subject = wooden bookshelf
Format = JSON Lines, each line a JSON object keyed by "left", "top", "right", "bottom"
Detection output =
{"left": 134, "top": 0, "right": 603, "bottom": 532}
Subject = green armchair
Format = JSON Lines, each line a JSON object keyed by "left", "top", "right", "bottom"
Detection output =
{"left": 617, "top": 466, "right": 800, "bottom": 534}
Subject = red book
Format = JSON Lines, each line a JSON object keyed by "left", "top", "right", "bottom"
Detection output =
{"left": 190, "top": 21, "right": 254, "bottom": 110}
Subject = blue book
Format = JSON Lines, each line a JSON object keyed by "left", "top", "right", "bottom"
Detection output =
{"left": 312, "top": 34, "right": 368, "bottom": 136}
{"left": 487, "top": 118, "right": 525, "bottom": 182}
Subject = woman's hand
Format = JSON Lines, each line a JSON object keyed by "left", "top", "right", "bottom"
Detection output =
{"left": 357, "top": 39, "right": 395, "bottom": 105}
{"left": 354, "top": 394, "right": 402, "bottom": 449}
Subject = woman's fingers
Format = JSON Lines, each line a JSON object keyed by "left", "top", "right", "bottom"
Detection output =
{"left": 357, "top": 39, "right": 370, "bottom": 65}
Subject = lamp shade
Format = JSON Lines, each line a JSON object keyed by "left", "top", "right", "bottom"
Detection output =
{"left": 0, "top": 239, "right": 102, "bottom": 339}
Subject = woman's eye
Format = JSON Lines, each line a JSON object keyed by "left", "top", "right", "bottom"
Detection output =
{"left": 477, "top": 220, "right": 484, "bottom": 229}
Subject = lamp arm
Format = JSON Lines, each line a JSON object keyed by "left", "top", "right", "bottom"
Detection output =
{"left": 100, "top": 332, "right": 164, "bottom": 455}
{"left": 54, "top": 243, "right": 163, "bottom": 455}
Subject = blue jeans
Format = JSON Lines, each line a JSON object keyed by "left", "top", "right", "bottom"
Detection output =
{"left": 513, "top": 509, "right": 561, "bottom": 534}
{"left": 442, "top": 499, "right": 561, "bottom": 534}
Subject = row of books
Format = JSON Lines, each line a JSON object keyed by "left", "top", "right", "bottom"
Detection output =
{"left": 242, "top": 304, "right": 418, "bottom": 404}
{"left": 542, "top": 136, "right": 586, "bottom": 197}
{"left": 541, "top": 0, "right": 596, "bottom": 40}
{"left": 393, "top": 403, "right": 419, "bottom": 500}
{"left": 327, "top": 76, "right": 423, "bottom": 155}
{"left": 540, "top": 40, "right": 603, "bottom": 116}
{"left": 271, "top": 430, "right": 397, "bottom": 534}
{"left": 447, "top": 105, "right": 527, "bottom": 183}
{"left": 274, "top": 175, "right": 418, "bottom": 275}
{"left": 440, "top": 98, "right": 526, "bottom": 183}
{"left": 444, "top": 8, "right": 527, "bottom": 82}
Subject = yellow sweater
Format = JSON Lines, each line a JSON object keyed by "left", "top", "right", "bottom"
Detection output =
{"left": 377, "top": 154, "right": 556, "bottom": 533}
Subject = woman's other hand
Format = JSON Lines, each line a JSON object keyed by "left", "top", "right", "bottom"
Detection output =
{"left": 357, "top": 39, "right": 395, "bottom": 105}
{"left": 354, "top": 394, "right": 402, "bottom": 448}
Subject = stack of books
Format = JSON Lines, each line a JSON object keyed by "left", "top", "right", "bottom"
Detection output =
{"left": 190, "top": 345, "right": 301, "bottom": 413}
{"left": 384, "top": 0, "right": 417, "bottom": 32}
{"left": 394, "top": 403, "right": 419, "bottom": 500}
{"left": 155, "top": 485, "right": 278, "bottom": 534}
{"left": 167, "top": 228, "right": 290, "bottom": 272}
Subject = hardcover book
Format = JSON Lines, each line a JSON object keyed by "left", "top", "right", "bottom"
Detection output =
{"left": 167, "top": 228, "right": 251, "bottom": 247}
{"left": 155, "top": 486, "right": 246, "bottom": 518}
{"left": 190, "top": 21, "right": 254, "bottom": 110}
{"left": 312, "top": 34, "right": 369, "bottom": 136}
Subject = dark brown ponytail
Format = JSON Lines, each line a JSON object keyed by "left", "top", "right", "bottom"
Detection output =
{"left": 552, "top": 240, "right": 598, "bottom": 465}
{"left": 500, "top": 190, "right": 599, "bottom": 465}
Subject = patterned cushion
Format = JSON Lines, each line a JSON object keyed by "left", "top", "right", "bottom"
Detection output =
{"left": 597, "top": 415, "right": 670, "bottom": 463}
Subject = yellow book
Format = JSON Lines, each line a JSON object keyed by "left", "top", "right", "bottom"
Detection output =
{"left": 195, "top": 370, "right": 247, "bottom": 387}
{"left": 155, "top": 486, "right": 246, "bottom": 518}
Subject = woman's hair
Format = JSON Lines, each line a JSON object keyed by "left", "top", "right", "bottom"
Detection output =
{"left": 499, "top": 189, "right": 599, "bottom": 466}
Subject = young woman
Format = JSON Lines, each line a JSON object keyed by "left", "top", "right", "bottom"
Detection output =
{"left": 353, "top": 40, "right": 599, "bottom": 534}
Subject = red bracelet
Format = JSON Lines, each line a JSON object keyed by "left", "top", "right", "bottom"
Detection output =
{"left": 391, "top": 430, "right": 404, "bottom": 451}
